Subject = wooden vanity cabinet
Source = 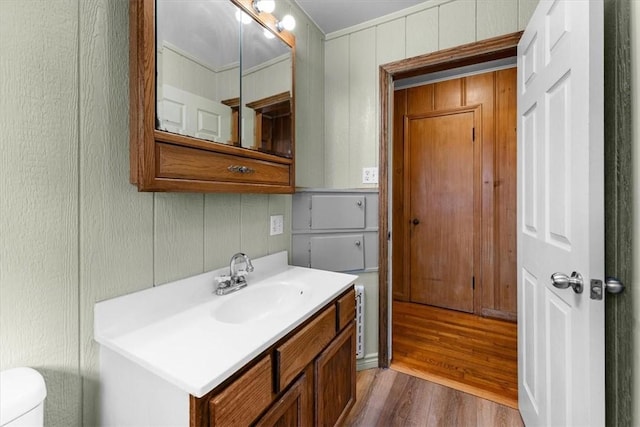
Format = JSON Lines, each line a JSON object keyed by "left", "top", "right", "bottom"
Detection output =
{"left": 191, "top": 287, "right": 356, "bottom": 427}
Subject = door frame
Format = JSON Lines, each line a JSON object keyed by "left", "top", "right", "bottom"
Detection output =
{"left": 377, "top": 31, "right": 523, "bottom": 367}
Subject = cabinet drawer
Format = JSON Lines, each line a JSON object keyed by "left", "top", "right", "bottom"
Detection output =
{"left": 276, "top": 305, "right": 336, "bottom": 392}
{"left": 157, "top": 142, "right": 290, "bottom": 185}
{"left": 337, "top": 288, "right": 356, "bottom": 331}
{"left": 209, "top": 355, "right": 273, "bottom": 426}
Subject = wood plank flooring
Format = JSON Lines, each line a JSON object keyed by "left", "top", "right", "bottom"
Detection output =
{"left": 391, "top": 301, "right": 518, "bottom": 408}
{"left": 342, "top": 368, "right": 524, "bottom": 426}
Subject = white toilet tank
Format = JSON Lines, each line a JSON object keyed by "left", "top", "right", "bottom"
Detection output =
{"left": 0, "top": 368, "right": 46, "bottom": 427}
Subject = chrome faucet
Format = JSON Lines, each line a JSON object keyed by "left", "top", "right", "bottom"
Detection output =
{"left": 215, "top": 252, "right": 254, "bottom": 295}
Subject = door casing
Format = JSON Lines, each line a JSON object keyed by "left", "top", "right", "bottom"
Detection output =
{"left": 377, "top": 32, "right": 523, "bottom": 366}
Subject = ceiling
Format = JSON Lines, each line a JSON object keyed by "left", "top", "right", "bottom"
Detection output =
{"left": 293, "top": 0, "right": 427, "bottom": 34}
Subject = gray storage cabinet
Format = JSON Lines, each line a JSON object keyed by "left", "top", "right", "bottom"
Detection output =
{"left": 292, "top": 190, "right": 378, "bottom": 273}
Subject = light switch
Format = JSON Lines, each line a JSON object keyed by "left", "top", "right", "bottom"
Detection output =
{"left": 270, "top": 215, "right": 284, "bottom": 236}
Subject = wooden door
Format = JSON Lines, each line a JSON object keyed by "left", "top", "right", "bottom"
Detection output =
{"left": 404, "top": 107, "right": 480, "bottom": 313}
{"left": 517, "top": 0, "right": 605, "bottom": 425}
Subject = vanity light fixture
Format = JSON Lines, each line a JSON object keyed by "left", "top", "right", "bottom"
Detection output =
{"left": 252, "top": 0, "right": 275, "bottom": 14}
{"left": 276, "top": 14, "right": 296, "bottom": 32}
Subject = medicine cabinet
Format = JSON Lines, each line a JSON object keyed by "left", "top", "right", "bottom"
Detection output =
{"left": 130, "top": 0, "right": 295, "bottom": 193}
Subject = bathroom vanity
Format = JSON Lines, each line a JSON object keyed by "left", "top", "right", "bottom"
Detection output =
{"left": 94, "top": 252, "right": 357, "bottom": 426}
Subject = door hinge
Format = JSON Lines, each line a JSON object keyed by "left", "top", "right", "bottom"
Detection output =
{"left": 387, "top": 231, "right": 391, "bottom": 240}
{"left": 472, "top": 276, "right": 475, "bottom": 289}
{"left": 472, "top": 127, "right": 475, "bottom": 141}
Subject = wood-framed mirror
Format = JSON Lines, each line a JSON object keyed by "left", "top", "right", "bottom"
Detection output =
{"left": 130, "top": 0, "right": 295, "bottom": 193}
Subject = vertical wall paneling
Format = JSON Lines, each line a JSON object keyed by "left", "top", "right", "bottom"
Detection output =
{"left": 477, "top": 1, "right": 518, "bottom": 41}
{"left": 78, "top": 0, "right": 155, "bottom": 425}
{"left": 324, "top": 36, "right": 351, "bottom": 187}
{"left": 405, "top": 8, "right": 439, "bottom": 59}
{"left": 376, "top": 18, "right": 406, "bottom": 66}
{"left": 240, "top": 195, "right": 270, "bottom": 255}
{"left": 0, "top": 1, "right": 81, "bottom": 426}
{"left": 392, "top": 90, "right": 408, "bottom": 301}
{"left": 407, "top": 85, "right": 435, "bottom": 114}
{"left": 154, "top": 194, "right": 206, "bottom": 285}
{"left": 349, "top": 28, "right": 377, "bottom": 188}
{"left": 433, "top": 78, "right": 464, "bottom": 110}
{"left": 518, "top": 0, "right": 540, "bottom": 31}
{"left": 439, "top": 1, "right": 476, "bottom": 50}
{"left": 204, "top": 194, "right": 242, "bottom": 270}
{"left": 494, "top": 68, "right": 518, "bottom": 315}
{"left": 466, "top": 72, "right": 497, "bottom": 316}
{"left": 307, "top": 24, "right": 326, "bottom": 187}
{"left": 294, "top": 17, "right": 325, "bottom": 187}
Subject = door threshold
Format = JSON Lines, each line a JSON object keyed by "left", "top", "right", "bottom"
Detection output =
{"left": 389, "top": 362, "right": 518, "bottom": 409}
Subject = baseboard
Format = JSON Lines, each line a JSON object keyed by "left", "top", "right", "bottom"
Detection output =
{"left": 356, "top": 353, "right": 378, "bottom": 371}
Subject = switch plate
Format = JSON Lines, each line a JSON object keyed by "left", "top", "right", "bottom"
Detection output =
{"left": 362, "top": 167, "right": 378, "bottom": 184}
{"left": 270, "top": 215, "right": 284, "bottom": 236}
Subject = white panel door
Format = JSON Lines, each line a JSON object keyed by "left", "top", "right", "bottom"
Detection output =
{"left": 517, "top": 1, "right": 604, "bottom": 426}
{"left": 158, "top": 85, "right": 232, "bottom": 143}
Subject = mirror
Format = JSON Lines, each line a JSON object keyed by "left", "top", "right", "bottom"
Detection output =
{"left": 156, "top": 0, "right": 241, "bottom": 145}
{"left": 241, "top": 14, "right": 293, "bottom": 157}
{"left": 155, "top": 0, "right": 293, "bottom": 157}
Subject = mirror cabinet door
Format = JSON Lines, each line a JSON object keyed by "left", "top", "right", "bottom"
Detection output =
{"left": 156, "top": 0, "right": 241, "bottom": 146}
{"left": 241, "top": 14, "right": 293, "bottom": 158}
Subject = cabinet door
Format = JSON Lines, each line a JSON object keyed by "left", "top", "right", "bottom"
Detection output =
{"left": 311, "top": 195, "right": 365, "bottom": 229}
{"left": 254, "top": 372, "right": 310, "bottom": 427}
{"left": 315, "top": 322, "right": 356, "bottom": 427}
{"left": 310, "top": 234, "right": 365, "bottom": 272}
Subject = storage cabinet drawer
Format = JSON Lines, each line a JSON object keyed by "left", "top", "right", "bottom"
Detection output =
{"left": 156, "top": 142, "right": 290, "bottom": 185}
{"left": 310, "top": 195, "right": 365, "bottom": 229}
{"left": 337, "top": 288, "right": 356, "bottom": 331}
{"left": 275, "top": 305, "right": 336, "bottom": 392}
{"left": 209, "top": 355, "right": 273, "bottom": 426}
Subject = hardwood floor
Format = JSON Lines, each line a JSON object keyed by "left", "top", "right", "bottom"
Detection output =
{"left": 391, "top": 301, "right": 518, "bottom": 408}
{"left": 342, "top": 368, "right": 523, "bottom": 426}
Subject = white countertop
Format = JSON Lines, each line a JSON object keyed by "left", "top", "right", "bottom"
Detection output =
{"left": 94, "top": 251, "right": 357, "bottom": 398}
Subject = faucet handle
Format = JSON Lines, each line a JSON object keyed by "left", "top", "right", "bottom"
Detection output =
{"left": 215, "top": 275, "right": 231, "bottom": 285}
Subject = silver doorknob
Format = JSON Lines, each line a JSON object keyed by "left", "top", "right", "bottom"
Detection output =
{"left": 551, "top": 271, "right": 584, "bottom": 294}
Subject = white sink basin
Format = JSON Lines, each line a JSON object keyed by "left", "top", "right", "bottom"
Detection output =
{"left": 211, "top": 282, "right": 312, "bottom": 324}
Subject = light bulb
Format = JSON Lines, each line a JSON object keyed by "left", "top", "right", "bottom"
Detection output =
{"left": 253, "top": 0, "right": 275, "bottom": 14}
{"left": 276, "top": 14, "right": 295, "bottom": 32}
